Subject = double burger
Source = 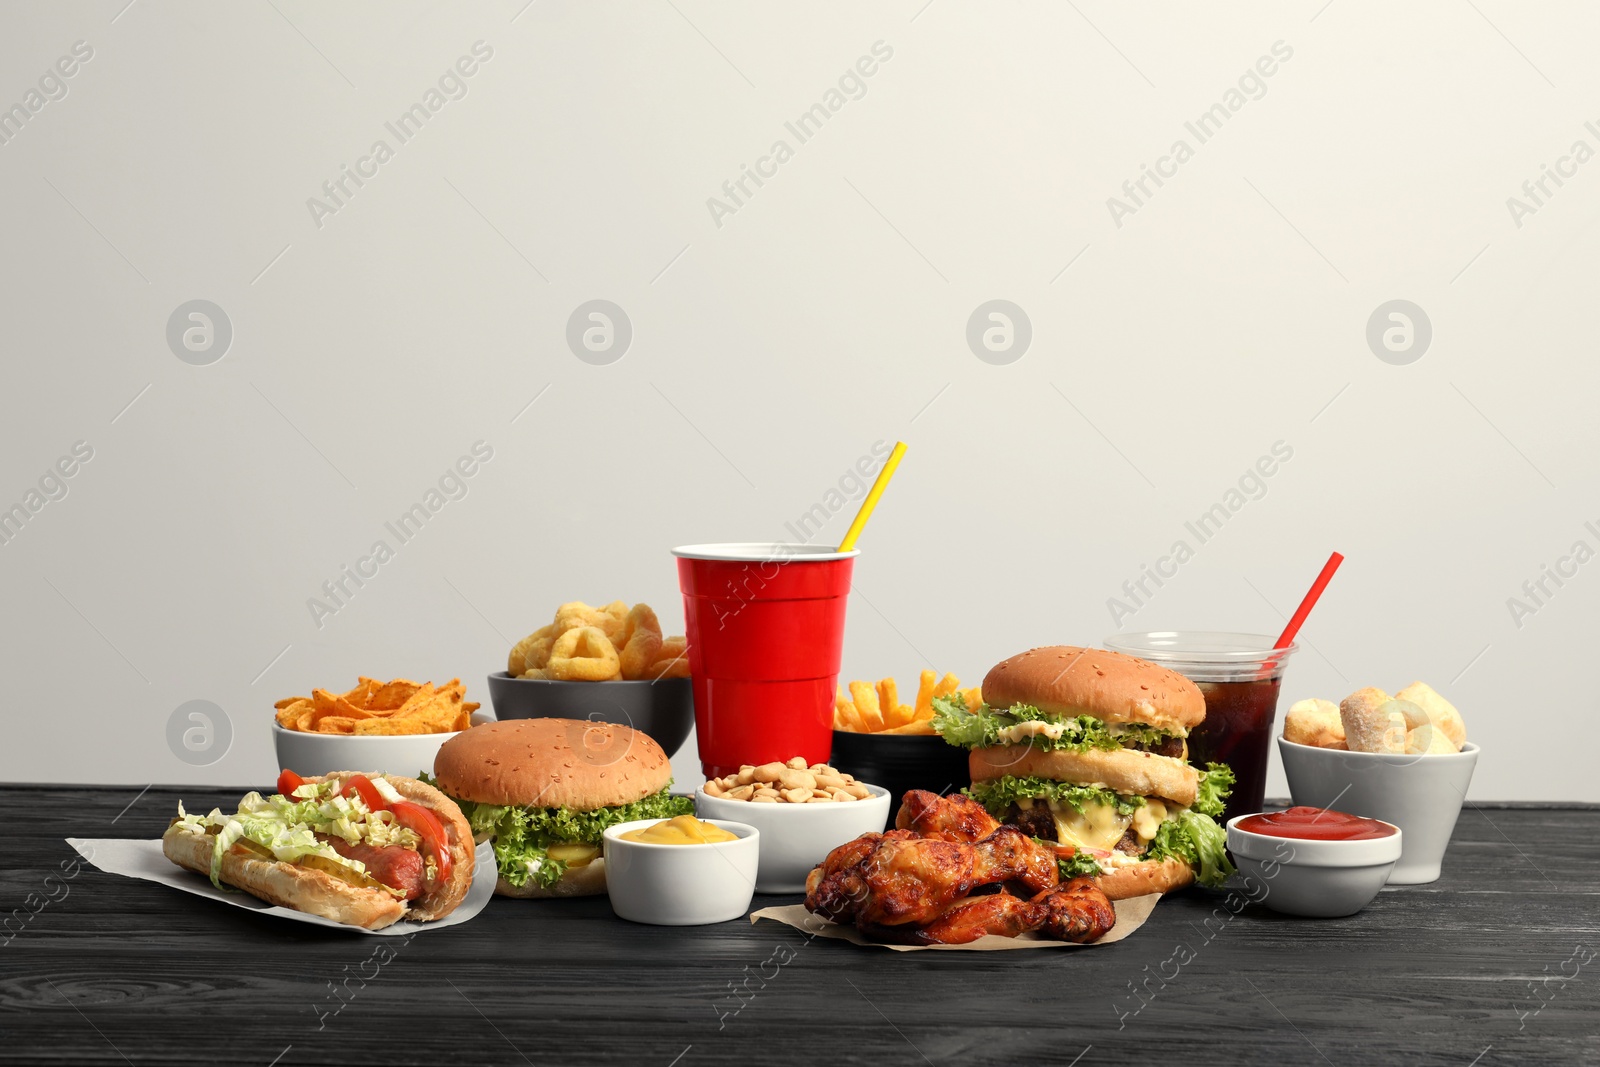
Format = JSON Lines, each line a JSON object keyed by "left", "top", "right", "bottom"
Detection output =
{"left": 934, "top": 645, "right": 1234, "bottom": 898}
{"left": 430, "top": 718, "right": 692, "bottom": 897}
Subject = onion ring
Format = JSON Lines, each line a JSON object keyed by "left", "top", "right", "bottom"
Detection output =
{"left": 545, "top": 625, "right": 622, "bottom": 682}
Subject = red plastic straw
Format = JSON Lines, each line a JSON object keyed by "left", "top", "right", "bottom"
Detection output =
{"left": 1274, "top": 552, "right": 1345, "bottom": 649}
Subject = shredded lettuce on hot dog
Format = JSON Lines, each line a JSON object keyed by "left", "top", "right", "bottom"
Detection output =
{"left": 170, "top": 778, "right": 420, "bottom": 891}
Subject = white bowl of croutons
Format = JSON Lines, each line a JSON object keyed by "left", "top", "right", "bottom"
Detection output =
{"left": 1277, "top": 738, "right": 1478, "bottom": 885}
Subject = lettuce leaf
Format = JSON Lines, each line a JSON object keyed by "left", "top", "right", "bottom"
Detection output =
{"left": 965, "top": 775, "right": 1147, "bottom": 817}
{"left": 172, "top": 777, "right": 421, "bottom": 890}
{"left": 424, "top": 777, "right": 692, "bottom": 889}
{"left": 1145, "top": 809, "right": 1234, "bottom": 888}
{"left": 1056, "top": 850, "right": 1103, "bottom": 880}
{"left": 971, "top": 766, "right": 1236, "bottom": 889}
{"left": 932, "top": 694, "right": 1183, "bottom": 754}
{"left": 930, "top": 692, "right": 990, "bottom": 747}
{"left": 1193, "top": 763, "right": 1234, "bottom": 819}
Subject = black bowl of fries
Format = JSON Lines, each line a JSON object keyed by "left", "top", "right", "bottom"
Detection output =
{"left": 828, "top": 670, "right": 979, "bottom": 830}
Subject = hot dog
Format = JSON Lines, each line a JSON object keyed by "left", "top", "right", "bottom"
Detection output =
{"left": 321, "top": 836, "right": 426, "bottom": 900}
{"left": 162, "top": 771, "right": 474, "bottom": 929}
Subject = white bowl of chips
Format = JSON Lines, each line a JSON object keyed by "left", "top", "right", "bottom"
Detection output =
{"left": 272, "top": 714, "right": 495, "bottom": 779}
{"left": 270, "top": 677, "right": 494, "bottom": 780}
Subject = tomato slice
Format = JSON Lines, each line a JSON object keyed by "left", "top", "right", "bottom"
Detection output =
{"left": 339, "top": 774, "right": 387, "bottom": 813}
{"left": 389, "top": 800, "right": 452, "bottom": 884}
{"left": 276, "top": 769, "right": 306, "bottom": 798}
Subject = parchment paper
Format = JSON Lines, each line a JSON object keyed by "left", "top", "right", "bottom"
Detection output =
{"left": 67, "top": 837, "right": 495, "bottom": 935}
{"left": 750, "top": 892, "right": 1159, "bottom": 951}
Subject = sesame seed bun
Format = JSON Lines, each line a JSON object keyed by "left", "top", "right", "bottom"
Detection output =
{"left": 432, "top": 718, "right": 671, "bottom": 812}
{"left": 982, "top": 646, "right": 1206, "bottom": 732}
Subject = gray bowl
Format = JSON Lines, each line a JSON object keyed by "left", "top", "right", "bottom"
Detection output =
{"left": 485, "top": 672, "right": 694, "bottom": 758}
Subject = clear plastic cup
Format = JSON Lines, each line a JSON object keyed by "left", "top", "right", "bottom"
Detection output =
{"left": 1104, "top": 631, "right": 1296, "bottom": 823}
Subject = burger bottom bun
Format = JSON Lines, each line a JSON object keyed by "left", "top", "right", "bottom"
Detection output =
{"left": 494, "top": 858, "right": 608, "bottom": 899}
{"left": 1092, "top": 856, "right": 1195, "bottom": 900}
{"left": 969, "top": 745, "right": 1199, "bottom": 807}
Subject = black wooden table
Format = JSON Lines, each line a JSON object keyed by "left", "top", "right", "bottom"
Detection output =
{"left": 2, "top": 785, "right": 1596, "bottom": 1066}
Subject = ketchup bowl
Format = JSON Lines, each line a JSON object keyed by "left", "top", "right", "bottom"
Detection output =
{"left": 1277, "top": 737, "right": 1479, "bottom": 884}
{"left": 1226, "top": 807, "right": 1402, "bottom": 918}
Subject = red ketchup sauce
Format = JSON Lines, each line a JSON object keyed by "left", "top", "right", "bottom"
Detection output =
{"left": 1235, "top": 806, "right": 1395, "bottom": 841}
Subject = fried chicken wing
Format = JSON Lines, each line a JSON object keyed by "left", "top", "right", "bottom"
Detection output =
{"left": 895, "top": 790, "right": 1000, "bottom": 842}
{"left": 971, "top": 824, "right": 1059, "bottom": 896}
{"left": 806, "top": 818, "right": 1118, "bottom": 945}
{"left": 892, "top": 891, "right": 1041, "bottom": 945}
{"left": 1034, "top": 878, "right": 1118, "bottom": 943}
{"left": 806, "top": 825, "right": 1062, "bottom": 927}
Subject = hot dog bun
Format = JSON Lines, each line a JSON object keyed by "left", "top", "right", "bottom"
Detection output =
{"left": 161, "top": 772, "right": 475, "bottom": 929}
{"left": 162, "top": 825, "right": 408, "bottom": 929}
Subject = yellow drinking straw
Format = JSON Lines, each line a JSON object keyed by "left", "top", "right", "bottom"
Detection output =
{"left": 837, "top": 441, "right": 906, "bottom": 552}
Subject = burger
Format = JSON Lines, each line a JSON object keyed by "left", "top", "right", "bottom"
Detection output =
{"left": 430, "top": 718, "right": 692, "bottom": 897}
{"left": 933, "top": 645, "right": 1234, "bottom": 898}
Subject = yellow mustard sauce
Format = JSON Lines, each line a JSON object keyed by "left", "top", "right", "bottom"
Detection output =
{"left": 620, "top": 815, "right": 738, "bottom": 844}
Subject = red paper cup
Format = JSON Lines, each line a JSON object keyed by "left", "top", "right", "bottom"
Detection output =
{"left": 673, "top": 543, "right": 857, "bottom": 779}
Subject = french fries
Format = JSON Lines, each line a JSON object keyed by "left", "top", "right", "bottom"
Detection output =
{"left": 834, "top": 671, "right": 980, "bottom": 736}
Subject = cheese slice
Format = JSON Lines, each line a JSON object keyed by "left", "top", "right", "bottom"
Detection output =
{"left": 546, "top": 842, "right": 601, "bottom": 868}
{"left": 1131, "top": 799, "right": 1169, "bottom": 842}
{"left": 1019, "top": 797, "right": 1132, "bottom": 851}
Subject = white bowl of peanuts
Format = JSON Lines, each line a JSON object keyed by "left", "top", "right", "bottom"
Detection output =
{"left": 696, "top": 757, "right": 890, "bottom": 893}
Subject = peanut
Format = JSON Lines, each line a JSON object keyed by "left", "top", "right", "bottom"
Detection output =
{"left": 778, "top": 768, "right": 816, "bottom": 792}
{"left": 701, "top": 757, "right": 870, "bottom": 801}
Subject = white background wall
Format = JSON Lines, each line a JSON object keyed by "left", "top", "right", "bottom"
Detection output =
{"left": 2, "top": 1, "right": 1595, "bottom": 801}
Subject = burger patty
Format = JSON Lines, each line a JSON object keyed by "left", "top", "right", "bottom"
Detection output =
{"left": 1128, "top": 736, "right": 1186, "bottom": 759}
{"left": 1008, "top": 804, "right": 1058, "bottom": 842}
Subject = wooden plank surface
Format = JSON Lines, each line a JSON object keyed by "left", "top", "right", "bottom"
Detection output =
{"left": 2, "top": 785, "right": 1597, "bottom": 1066}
